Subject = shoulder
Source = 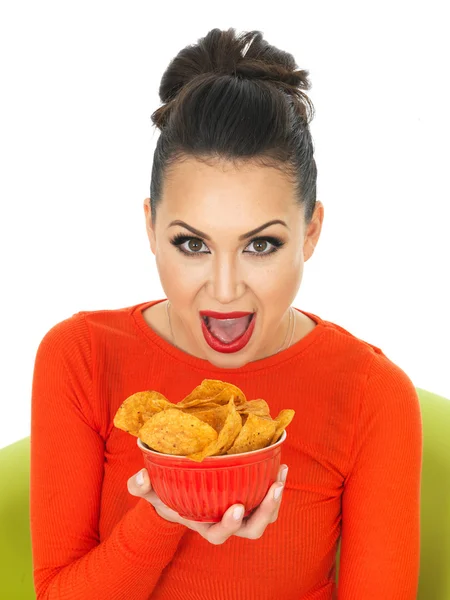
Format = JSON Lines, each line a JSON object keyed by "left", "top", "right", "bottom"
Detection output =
{"left": 332, "top": 319, "right": 418, "bottom": 406}
{"left": 309, "top": 313, "right": 420, "bottom": 416}
{"left": 362, "top": 350, "right": 421, "bottom": 425}
{"left": 37, "top": 301, "right": 146, "bottom": 354}
{"left": 36, "top": 310, "right": 91, "bottom": 362}
{"left": 34, "top": 303, "right": 135, "bottom": 385}
{"left": 314, "top": 315, "right": 414, "bottom": 386}
{"left": 302, "top": 313, "right": 386, "bottom": 385}
{"left": 316, "top": 315, "right": 385, "bottom": 358}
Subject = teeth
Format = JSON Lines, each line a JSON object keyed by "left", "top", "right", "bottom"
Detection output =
{"left": 201, "top": 314, "right": 254, "bottom": 325}
{"left": 202, "top": 314, "right": 253, "bottom": 331}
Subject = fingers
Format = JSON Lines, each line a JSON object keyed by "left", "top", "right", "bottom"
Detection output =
{"left": 269, "top": 464, "right": 288, "bottom": 523}
{"left": 233, "top": 463, "right": 288, "bottom": 538}
{"left": 276, "top": 464, "right": 289, "bottom": 486}
{"left": 195, "top": 463, "right": 289, "bottom": 544}
{"left": 191, "top": 503, "right": 247, "bottom": 545}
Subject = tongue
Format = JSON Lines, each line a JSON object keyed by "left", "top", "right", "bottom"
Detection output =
{"left": 208, "top": 315, "right": 252, "bottom": 344}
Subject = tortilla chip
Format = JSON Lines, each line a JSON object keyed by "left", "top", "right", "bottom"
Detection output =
{"left": 227, "top": 413, "right": 277, "bottom": 454}
{"left": 181, "top": 403, "right": 230, "bottom": 433}
{"left": 271, "top": 409, "right": 295, "bottom": 444}
{"left": 139, "top": 408, "right": 217, "bottom": 455}
{"left": 186, "top": 398, "right": 242, "bottom": 462}
{"left": 238, "top": 398, "right": 271, "bottom": 418}
{"left": 179, "top": 379, "right": 246, "bottom": 408}
{"left": 113, "top": 391, "right": 174, "bottom": 437}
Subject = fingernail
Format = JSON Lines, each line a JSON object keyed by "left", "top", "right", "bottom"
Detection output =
{"left": 280, "top": 466, "right": 288, "bottom": 483}
{"left": 274, "top": 484, "right": 284, "bottom": 501}
{"left": 233, "top": 506, "right": 244, "bottom": 520}
{"left": 136, "top": 470, "right": 145, "bottom": 486}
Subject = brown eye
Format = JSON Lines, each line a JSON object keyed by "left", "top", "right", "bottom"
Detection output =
{"left": 243, "top": 237, "right": 284, "bottom": 257}
{"left": 188, "top": 239, "right": 203, "bottom": 252}
{"left": 170, "top": 235, "right": 210, "bottom": 256}
{"left": 253, "top": 240, "right": 268, "bottom": 252}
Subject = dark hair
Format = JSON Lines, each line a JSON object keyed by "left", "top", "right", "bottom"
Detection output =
{"left": 149, "top": 28, "right": 317, "bottom": 226}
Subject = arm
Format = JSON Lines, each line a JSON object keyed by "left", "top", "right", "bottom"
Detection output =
{"left": 338, "top": 354, "right": 423, "bottom": 599}
{"left": 30, "top": 314, "right": 186, "bottom": 599}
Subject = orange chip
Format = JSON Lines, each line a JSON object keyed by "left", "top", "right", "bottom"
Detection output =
{"left": 226, "top": 413, "right": 277, "bottom": 454}
{"left": 209, "top": 386, "right": 246, "bottom": 408}
{"left": 139, "top": 408, "right": 217, "bottom": 455}
{"left": 113, "top": 391, "right": 174, "bottom": 437}
{"left": 271, "top": 409, "right": 295, "bottom": 444}
{"left": 179, "top": 379, "right": 246, "bottom": 408}
{"left": 178, "top": 399, "right": 222, "bottom": 410}
{"left": 186, "top": 398, "right": 242, "bottom": 462}
{"left": 181, "top": 404, "right": 229, "bottom": 433}
{"left": 238, "top": 399, "right": 271, "bottom": 418}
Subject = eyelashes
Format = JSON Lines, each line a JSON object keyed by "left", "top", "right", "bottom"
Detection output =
{"left": 169, "top": 233, "right": 285, "bottom": 258}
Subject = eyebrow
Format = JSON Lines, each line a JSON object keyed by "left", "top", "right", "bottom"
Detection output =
{"left": 167, "top": 219, "right": 289, "bottom": 241}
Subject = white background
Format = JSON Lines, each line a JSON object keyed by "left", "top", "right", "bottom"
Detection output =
{"left": 1, "top": 1, "right": 449, "bottom": 449}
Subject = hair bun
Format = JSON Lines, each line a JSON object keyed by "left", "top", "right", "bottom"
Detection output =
{"left": 156, "top": 28, "right": 314, "bottom": 126}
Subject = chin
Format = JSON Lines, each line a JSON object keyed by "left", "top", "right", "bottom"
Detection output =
{"left": 203, "top": 345, "right": 255, "bottom": 368}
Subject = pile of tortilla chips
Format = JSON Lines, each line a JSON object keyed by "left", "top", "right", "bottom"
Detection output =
{"left": 113, "top": 379, "right": 295, "bottom": 463}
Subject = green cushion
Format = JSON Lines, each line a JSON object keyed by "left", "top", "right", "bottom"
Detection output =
{"left": 415, "top": 388, "right": 450, "bottom": 598}
{"left": 1, "top": 387, "right": 449, "bottom": 598}
{"left": 0, "top": 436, "right": 35, "bottom": 599}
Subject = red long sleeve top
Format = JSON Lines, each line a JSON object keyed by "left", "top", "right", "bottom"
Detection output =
{"left": 30, "top": 299, "right": 422, "bottom": 599}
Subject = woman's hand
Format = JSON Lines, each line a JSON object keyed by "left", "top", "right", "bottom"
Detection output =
{"left": 127, "top": 464, "right": 288, "bottom": 545}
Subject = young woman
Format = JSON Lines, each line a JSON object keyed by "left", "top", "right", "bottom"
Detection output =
{"left": 30, "top": 28, "right": 422, "bottom": 599}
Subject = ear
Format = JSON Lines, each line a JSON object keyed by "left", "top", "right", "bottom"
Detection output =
{"left": 143, "top": 198, "right": 157, "bottom": 255}
{"left": 303, "top": 201, "right": 324, "bottom": 261}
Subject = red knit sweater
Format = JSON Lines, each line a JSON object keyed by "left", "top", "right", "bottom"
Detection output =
{"left": 30, "top": 299, "right": 422, "bottom": 599}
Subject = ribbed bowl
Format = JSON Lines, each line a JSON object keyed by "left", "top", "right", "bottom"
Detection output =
{"left": 137, "top": 430, "right": 286, "bottom": 522}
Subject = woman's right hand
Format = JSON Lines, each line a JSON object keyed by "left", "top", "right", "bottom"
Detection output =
{"left": 127, "top": 464, "right": 288, "bottom": 545}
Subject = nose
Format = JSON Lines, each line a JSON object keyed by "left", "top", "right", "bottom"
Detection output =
{"left": 208, "top": 252, "right": 245, "bottom": 305}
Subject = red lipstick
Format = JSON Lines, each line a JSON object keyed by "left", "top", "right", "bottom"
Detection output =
{"left": 199, "top": 311, "right": 256, "bottom": 353}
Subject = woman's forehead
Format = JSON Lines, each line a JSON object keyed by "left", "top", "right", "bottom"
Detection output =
{"left": 164, "top": 156, "right": 295, "bottom": 195}
{"left": 159, "top": 157, "right": 302, "bottom": 226}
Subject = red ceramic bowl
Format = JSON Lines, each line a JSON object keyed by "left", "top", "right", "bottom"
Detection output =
{"left": 137, "top": 430, "right": 287, "bottom": 522}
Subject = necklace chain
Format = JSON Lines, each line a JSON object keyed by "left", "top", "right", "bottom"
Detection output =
{"left": 166, "top": 301, "right": 295, "bottom": 354}
{"left": 276, "top": 306, "right": 293, "bottom": 353}
{"left": 166, "top": 300, "right": 176, "bottom": 347}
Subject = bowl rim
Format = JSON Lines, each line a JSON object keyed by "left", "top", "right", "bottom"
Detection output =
{"left": 137, "top": 428, "right": 287, "bottom": 460}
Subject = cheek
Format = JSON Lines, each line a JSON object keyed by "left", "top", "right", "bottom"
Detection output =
{"left": 156, "top": 253, "right": 203, "bottom": 300}
{"left": 245, "top": 253, "right": 303, "bottom": 298}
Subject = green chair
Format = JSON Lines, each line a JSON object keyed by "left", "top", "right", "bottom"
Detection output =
{"left": 1, "top": 389, "right": 449, "bottom": 599}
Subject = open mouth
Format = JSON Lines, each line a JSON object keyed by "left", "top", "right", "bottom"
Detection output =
{"left": 202, "top": 314, "right": 254, "bottom": 344}
{"left": 198, "top": 310, "right": 257, "bottom": 353}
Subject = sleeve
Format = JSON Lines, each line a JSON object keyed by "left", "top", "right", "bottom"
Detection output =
{"left": 337, "top": 354, "right": 423, "bottom": 599}
{"left": 30, "top": 314, "right": 186, "bottom": 600}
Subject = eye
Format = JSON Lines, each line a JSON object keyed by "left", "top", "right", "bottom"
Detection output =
{"left": 170, "top": 234, "right": 210, "bottom": 256}
{"left": 244, "top": 237, "right": 284, "bottom": 256}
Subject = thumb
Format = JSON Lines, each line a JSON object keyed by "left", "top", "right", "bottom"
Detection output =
{"left": 127, "top": 468, "right": 183, "bottom": 524}
{"left": 127, "top": 468, "right": 152, "bottom": 498}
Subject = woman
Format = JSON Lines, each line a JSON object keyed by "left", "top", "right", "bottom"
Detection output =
{"left": 30, "top": 28, "right": 422, "bottom": 599}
